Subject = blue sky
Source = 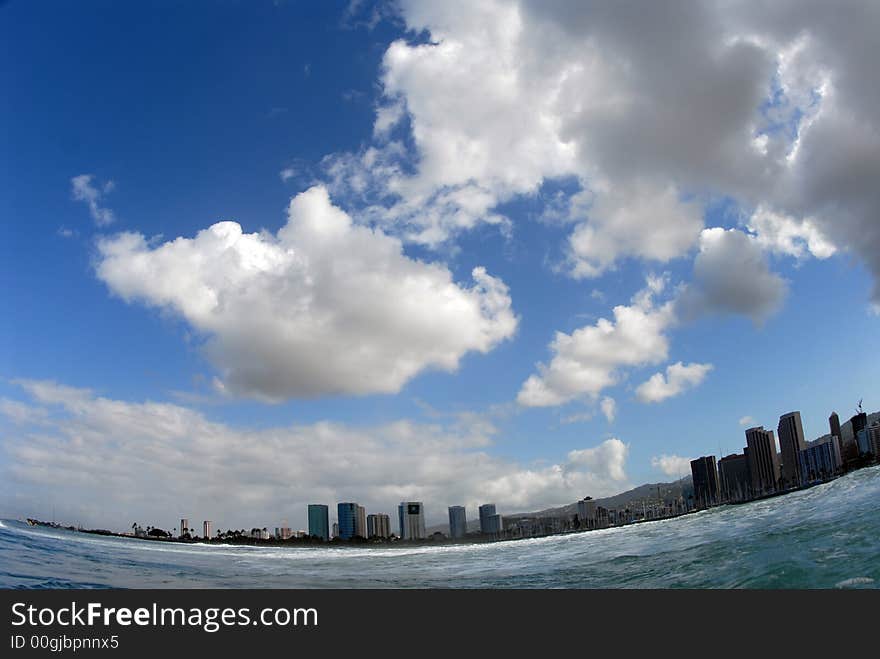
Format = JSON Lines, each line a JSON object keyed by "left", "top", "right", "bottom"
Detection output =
{"left": 2, "top": 0, "right": 878, "bottom": 530}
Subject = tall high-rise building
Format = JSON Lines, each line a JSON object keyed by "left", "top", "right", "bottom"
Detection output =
{"left": 448, "top": 506, "right": 467, "bottom": 539}
{"left": 202, "top": 520, "right": 212, "bottom": 539}
{"left": 778, "top": 411, "right": 807, "bottom": 488}
{"left": 817, "top": 434, "right": 842, "bottom": 468}
{"left": 179, "top": 518, "right": 189, "bottom": 538}
{"left": 851, "top": 411, "right": 868, "bottom": 438}
{"left": 856, "top": 428, "right": 871, "bottom": 455}
{"left": 478, "top": 503, "right": 498, "bottom": 534}
{"left": 868, "top": 423, "right": 880, "bottom": 457}
{"left": 355, "top": 505, "right": 367, "bottom": 539}
{"left": 487, "top": 514, "right": 504, "bottom": 535}
{"left": 745, "top": 426, "right": 780, "bottom": 495}
{"left": 308, "top": 504, "right": 330, "bottom": 541}
{"left": 478, "top": 503, "right": 503, "bottom": 534}
{"left": 337, "top": 502, "right": 359, "bottom": 540}
{"left": 576, "top": 497, "right": 597, "bottom": 527}
{"left": 829, "top": 411, "right": 841, "bottom": 440}
{"left": 718, "top": 453, "right": 751, "bottom": 503}
{"left": 398, "top": 502, "right": 426, "bottom": 540}
{"left": 331, "top": 522, "right": 339, "bottom": 539}
{"left": 851, "top": 412, "right": 868, "bottom": 450}
{"left": 833, "top": 410, "right": 858, "bottom": 464}
{"left": 798, "top": 435, "right": 842, "bottom": 483}
{"left": 690, "top": 456, "right": 720, "bottom": 508}
{"left": 847, "top": 411, "right": 869, "bottom": 460}
{"left": 367, "top": 513, "right": 391, "bottom": 539}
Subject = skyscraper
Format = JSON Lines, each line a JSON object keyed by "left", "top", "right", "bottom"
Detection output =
{"left": 718, "top": 453, "right": 751, "bottom": 503}
{"left": 337, "top": 502, "right": 359, "bottom": 540}
{"left": 478, "top": 503, "right": 503, "bottom": 534}
{"left": 817, "top": 433, "right": 842, "bottom": 468}
{"left": 849, "top": 411, "right": 869, "bottom": 459}
{"left": 851, "top": 411, "right": 867, "bottom": 436}
{"left": 689, "top": 456, "right": 720, "bottom": 508}
{"left": 179, "top": 518, "right": 189, "bottom": 538}
{"left": 745, "top": 426, "right": 780, "bottom": 495}
{"left": 798, "top": 435, "right": 842, "bottom": 483}
{"left": 478, "top": 503, "right": 497, "bottom": 534}
{"left": 851, "top": 412, "right": 867, "bottom": 444}
{"left": 856, "top": 427, "right": 871, "bottom": 455}
{"left": 398, "top": 502, "right": 426, "bottom": 540}
{"left": 308, "top": 504, "right": 330, "bottom": 541}
{"left": 869, "top": 423, "right": 880, "bottom": 457}
{"left": 202, "top": 520, "right": 212, "bottom": 539}
{"left": 355, "top": 505, "right": 367, "bottom": 539}
{"left": 367, "top": 513, "right": 391, "bottom": 539}
{"left": 833, "top": 411, "right": 858, "bottom": 464}
{"left": 448, "top": 506, "right": 467, "bottom": 539}
{"left": 576, "top": 497, "right": 597, "bottom": 527}
{"left": 778, "top": 411, "right": 807, "bottom": 488}
{"left": 829, "top": 411, "right": 841, "bottom": 440}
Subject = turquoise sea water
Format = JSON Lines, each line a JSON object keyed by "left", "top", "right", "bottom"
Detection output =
{"left": 2, "top": 465, "right": 879, "bottom": 589}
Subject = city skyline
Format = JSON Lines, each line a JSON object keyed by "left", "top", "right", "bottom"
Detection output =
{"left": 49, "top": 398, "right": 879, "bottom": 546}
{"left": 58, "top": 402, "right": 880, "bottom": 537}
{"left": 2, "top": 1, "right": 879, "bottom": 535}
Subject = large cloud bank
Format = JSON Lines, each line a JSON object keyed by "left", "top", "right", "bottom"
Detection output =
{"left": 340, "top": 0, "right": 879, "bottom": 302}
{"left": 0, "top": 380, "right": 630, "bottom": 529}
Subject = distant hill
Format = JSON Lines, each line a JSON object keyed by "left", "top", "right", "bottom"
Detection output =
{"left": 426, "top": 477, "right": 693, "bottom": 534}
{"left": 504, "top": 477, "right": 694, "bottom": 521}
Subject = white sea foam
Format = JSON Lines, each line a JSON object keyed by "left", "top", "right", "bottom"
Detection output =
{"left": 834, "top": 577, "right": 875, "bottom": 588}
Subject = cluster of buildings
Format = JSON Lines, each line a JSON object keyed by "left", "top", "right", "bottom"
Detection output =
{"left": 168, "top": 404, "right": 877, "bottom": 545}
{"left": 300, "top": 501, "right": 504, "bottom": 542}
{"left": 502, "top": 491, "right": 692, "bottom": 539}
{"left": 172, "top": 518, "right": 311, "bottom": 541}
{"left": 690, "top": 408, "right": 880, "bottom": 508}
{"left": 173, "top": 501, "right": 514, "bottom": 543}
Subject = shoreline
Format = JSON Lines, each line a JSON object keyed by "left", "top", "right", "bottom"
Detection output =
{"left": 16, "top": 463, "right": 876, "bottom": 552}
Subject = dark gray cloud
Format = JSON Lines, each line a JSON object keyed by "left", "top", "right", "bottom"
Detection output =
{"left": 676, "top": 228, "right": 788, "bottom": 324}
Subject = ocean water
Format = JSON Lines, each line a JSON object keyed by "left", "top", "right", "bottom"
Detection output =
{"left": 2, "top": 466, "right": 880, "bottom": 589}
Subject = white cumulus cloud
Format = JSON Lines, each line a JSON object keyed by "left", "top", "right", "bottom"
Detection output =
{"left": 636, "top": 362, "right": 714, "bottom": 404}
{"left": 95, "top": 186, "right": 517, "bottom": 400}
{"left": 746, "top": 206, "right": 836, "bottom": 260}
{"left": 518, "top": 277, "right": 675, "bottom": 407}
{"left": 651, "top": 454, "right": 693, "bottom": 479}
{"left": 565, "top": 181, "right": 704, "bottom": 278}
